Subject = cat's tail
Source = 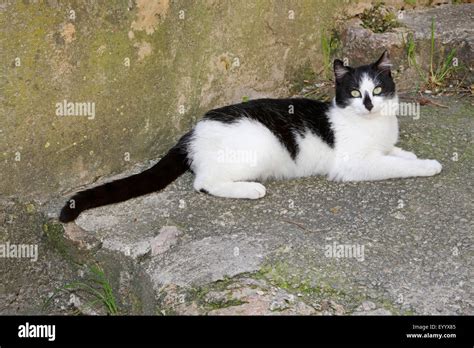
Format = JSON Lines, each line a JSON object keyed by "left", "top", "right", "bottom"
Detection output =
{"left": 58, "top": 132, "right": 193, "bottom": 223}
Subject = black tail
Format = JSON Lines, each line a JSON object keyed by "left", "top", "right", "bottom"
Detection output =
{"left": 59, "top": 133, "right": 192, "bottom": 223}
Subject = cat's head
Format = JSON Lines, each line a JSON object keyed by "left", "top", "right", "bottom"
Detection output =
{"left": 333, "top": 51, "right": 396, "bottom": 117}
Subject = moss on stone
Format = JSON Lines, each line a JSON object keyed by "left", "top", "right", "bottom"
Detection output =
{"left": 42, "top": 221, "right": 68, "bottom": 257}
{"left": 0, "top": 1, "right": 344, "bottom": 199}
{"left": 360, "top": 3, "right": 401, "bottom": 33}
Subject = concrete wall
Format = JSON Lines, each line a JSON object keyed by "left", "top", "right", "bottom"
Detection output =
{"left": 1, "top": 0, "right": 351, "bottom": 200}
{"left": 2, "top": 0, "right": 451, "bottom": 200}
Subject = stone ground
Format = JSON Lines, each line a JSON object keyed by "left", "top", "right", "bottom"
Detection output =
{"left": 1, "top": 95, "right": 472, "bottom": 315}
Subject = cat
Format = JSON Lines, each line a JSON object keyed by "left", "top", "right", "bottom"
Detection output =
{"left": 59, "top": 51, "right": 442, "bottom": 223}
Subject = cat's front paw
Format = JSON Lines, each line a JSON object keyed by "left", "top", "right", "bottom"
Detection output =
{"left": 391, "top": 147, "right": 418, "bottom": 160}
{"left": 248, "top": 182, "right": 267, "bottom": 199}
{"left": 402, "top": 151, "right": 418, "bottom": 160}
{"left": 420, "top": 159, "right": 442, "bottom": 176}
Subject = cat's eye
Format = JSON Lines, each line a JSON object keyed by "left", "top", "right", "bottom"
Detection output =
{"left": 351, "top": 90, "right": 361, "bottom": 98}
{"left": 373, "top": 86, "right": 382, "bottom": 95}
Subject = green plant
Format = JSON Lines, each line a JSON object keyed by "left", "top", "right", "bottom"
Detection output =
{"left": 404, "top": 18, "right": 459, "bottom": 91}
{"left": 406, "top": 33, "right": 416, "bottom": 67}
{"left": 428, "top": 17, "right": 458, "bottom": 87}
{"left": 404, "top": 33, "right": 424, "bottom": 92}
{"left": 44, "top": 263, "right": 119, "bottom": 315}
{"left": 321, "top": 30, "right": 341, "bottom": 79}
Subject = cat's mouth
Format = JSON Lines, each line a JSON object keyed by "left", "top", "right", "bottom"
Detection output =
{"left": 359, "top": 110, "right": 382, "bottom": 119}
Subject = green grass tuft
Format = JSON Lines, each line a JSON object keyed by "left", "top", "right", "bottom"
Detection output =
{"left": 404, "top": 17, "right": 460, "bottom": 91}
{"left": 44, "top": 263, "right": 119, "bottom": 315}
{"left": 321, "top": 29, "right": 341, "bottom": 80}
{"left": 428, "top": 17, "right": 458, "bottom": 88}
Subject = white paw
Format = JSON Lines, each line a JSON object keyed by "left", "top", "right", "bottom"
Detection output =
{"left": 392, "top": 148, "right": 418, "bottom": 160}
{"left": 402, "top": 151, "right": 418, "bottom": 160}
{"left": 246, "top": 182, "right": 266, "bottom": 199}
{"left": 208, "top": 181, "right": 267, "bottom": 199}
{"left": 420, "top": 159, "right": 442, "bottom": 176}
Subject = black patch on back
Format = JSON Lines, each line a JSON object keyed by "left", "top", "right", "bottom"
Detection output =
{"left": 203, "top": 98, "right": 334, "bottom": 159}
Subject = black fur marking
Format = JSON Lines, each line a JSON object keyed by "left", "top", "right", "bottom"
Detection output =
{"left": 199, "top": 188, "right": 209, "bottom": 194}
{"left": 203, "top": 98, "right": 334, "bottom": 159}
{"left": 363, "top": 92, "right": 373, "bottom": 111}
{"left": 59, "top": 131, "right": 193, "bottom": 222}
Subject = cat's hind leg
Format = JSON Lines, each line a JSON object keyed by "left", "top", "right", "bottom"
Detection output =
{"left": 194, "top": 178, "right": 266, "bottom": 199}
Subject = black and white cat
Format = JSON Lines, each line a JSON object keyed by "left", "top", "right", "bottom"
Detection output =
{"left": 59, "top": 51, "right": 442, "bottom": 222}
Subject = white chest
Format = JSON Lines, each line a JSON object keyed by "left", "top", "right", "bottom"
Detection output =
{"left": 331, "top": 110, "right": 399, "bottom": 158}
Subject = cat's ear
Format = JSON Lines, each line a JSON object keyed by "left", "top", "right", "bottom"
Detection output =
{"left": 333, "top": 59, "right": 350, "bottom": 80}
{"left": 373, "top": 50, "right": 392, "bottom": 73}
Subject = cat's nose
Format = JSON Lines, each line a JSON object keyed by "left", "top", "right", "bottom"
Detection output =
{"left": 363, "top": 95, "right": 373, "bottom": 111}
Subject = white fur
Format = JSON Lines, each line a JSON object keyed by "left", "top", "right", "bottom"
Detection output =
{"left": 328, "top": 96, "right": 441, "bottom": 181}
{"left": 188, "top": 92, "right": 441, "bottom": 199}
{"left": 189, "top": 119, "right": 334, "bottom": 198}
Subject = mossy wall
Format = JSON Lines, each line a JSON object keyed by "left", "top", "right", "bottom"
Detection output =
{"left": 2, "top": 0, "right": 349, "bottom": 199}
